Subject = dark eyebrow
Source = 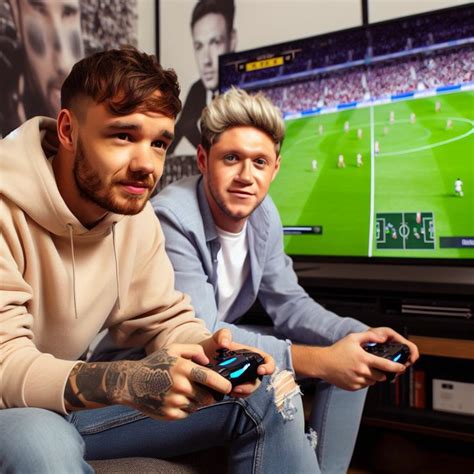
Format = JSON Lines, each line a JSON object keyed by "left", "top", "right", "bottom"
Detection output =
{"left": 161, "top": 130, "right": 175, "bottom": 141}
{"left": 105, "top": 122, "right": 174, "bottom": 141}
{"left": 105, "top": 121, "right": 142, "bottom": 132}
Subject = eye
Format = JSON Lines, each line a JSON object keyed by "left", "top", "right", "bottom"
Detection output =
{"left": 152, "top": 140, "right": 167, "bottom": 150}
{"left": 224, "top": 154, "right": 238, "bottom": 163}
{"left": 115, "top": 133, "right": 130, "bottom": 142}
{"left": 63, "top": 5, "right": 79, "bottom": 18}
{"left": 31, "top": 2, "right": 47, "bottom": 15}
{"left": 210, "top": 37, "right": 224, "bottom": 46}
{"left": 254, "top": 158, "right": 267, "bottom": 168}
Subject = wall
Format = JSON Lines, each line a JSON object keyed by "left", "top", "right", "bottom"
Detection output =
{"left": 137, "top": 0, "right": 156, "bottom": 54}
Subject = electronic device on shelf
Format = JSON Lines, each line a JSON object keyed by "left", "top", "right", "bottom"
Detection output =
{"left": 219, "top": 4, "right": 474, "bottom": 295}
{"left": 206, "top": 348, "right": 264, "bottom": 401}
{"left": 364, "top": 342, "right": 411, "bottom": 382}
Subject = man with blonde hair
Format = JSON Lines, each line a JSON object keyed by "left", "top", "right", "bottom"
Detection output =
{"left": 152, "top": 87, "right": 419, "bottom": 473}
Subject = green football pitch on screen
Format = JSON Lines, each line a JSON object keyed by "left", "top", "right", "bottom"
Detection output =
{"left": 270, "top": 90, "right": 474, "bottom": 259}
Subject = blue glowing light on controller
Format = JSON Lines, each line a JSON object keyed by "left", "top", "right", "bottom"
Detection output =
{"left": 230, "top": 363, "right": 250, "bottom": 379}
{"left": 393, "top": 354, "right": 401, "bottom": 362}
{"left": 219, "top": 357, "right": 237, "bottom": 366}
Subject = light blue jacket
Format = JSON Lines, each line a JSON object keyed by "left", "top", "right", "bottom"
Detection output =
{"left": 152, "top": 175, "right": 367, "bottom": 369}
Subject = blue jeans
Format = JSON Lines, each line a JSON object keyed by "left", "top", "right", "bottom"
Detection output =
{"left": 237, "top": 324, "right": 368, "bottom": 474}
{"left": 309, "top": 379, "right": 367, "bottom": 473}
{"left": 0, "top": 375, "right": 318, "bottom": 474}
{"left": 91, "top": 328, "right": 368, "bottom": 474}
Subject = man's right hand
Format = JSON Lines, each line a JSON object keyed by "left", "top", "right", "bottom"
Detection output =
{"left": 291, "top": 330, "right": 411, "bottom": 391}
{"left": 64, "top": 344, "right": 232, "bottom": 420}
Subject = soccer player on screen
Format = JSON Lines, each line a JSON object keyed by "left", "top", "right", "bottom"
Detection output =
{"left": 356, "top": 153, "right": 363, "bottom": 167}
{"left": 374, "top": 140, "right": 380, "bottom": 155}
{"left": 338, "top": 154, "right": 346, "bottom": 168}
{"left": 454, "top": 178, "right": 464, "bottom": 197}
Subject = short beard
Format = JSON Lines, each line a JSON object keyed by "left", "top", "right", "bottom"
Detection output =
{"left": 73, "top": 138, "right": 151, "bottom": 216}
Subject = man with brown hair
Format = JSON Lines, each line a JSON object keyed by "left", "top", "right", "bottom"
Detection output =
{"left": 0, "top": 48, "right": 319, "bottom": 472}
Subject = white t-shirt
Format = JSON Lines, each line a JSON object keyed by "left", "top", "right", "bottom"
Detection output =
{"left": 216, "top": 224, "right": 249, "bottom": 321}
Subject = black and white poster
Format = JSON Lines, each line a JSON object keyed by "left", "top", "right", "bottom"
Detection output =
{"left": 0, "top": 0, "right": 138, "bottom": 138}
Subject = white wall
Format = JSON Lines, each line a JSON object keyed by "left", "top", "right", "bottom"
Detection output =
{"left": 137, "top": 0, "right": 156, "bottom": 54}
{"left": 369, "top": 0, "right": 470, "bottom": 22}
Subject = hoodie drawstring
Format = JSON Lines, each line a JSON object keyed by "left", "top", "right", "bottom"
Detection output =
{"left": 67, "top": 224, "right": 78, "bottom": 319}
{"left": 111, "top": 223, "right": 122, "bottom": 310}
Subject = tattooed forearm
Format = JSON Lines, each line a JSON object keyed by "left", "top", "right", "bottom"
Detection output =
{"left": 64, "top": 349, "right": 178, "bottom": 414}
{"left": 64, "top": 363, "right": 87, "bottom": 408}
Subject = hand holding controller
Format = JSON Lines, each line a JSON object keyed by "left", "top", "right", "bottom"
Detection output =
{"left": 206, "top": 348, "right": 265, "bottom": 400}
{"left": 363, "top": 342, "right": 411, "bottom": 382}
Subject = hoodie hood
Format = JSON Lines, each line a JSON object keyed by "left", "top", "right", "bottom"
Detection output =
{"left": 0, "top": 117, "right": 122, "bottom": 238}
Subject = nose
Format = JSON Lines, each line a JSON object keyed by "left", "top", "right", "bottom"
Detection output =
{"left": 51, "top": 22, "right": 82, "bottom": 75}
{"left": 202, "top": 45, "right": 212, "bottom": 66}
{"left": 51, "top": 28, "right": 72, "bottom": 74}
{"left": 235, "top": 159, "right": 253, "bottom": 184}
{"left": 129, "top": 146, "right": 156, "bottom": 176}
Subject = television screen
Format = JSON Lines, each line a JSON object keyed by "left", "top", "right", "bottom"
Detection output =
{"left": 219, "top": 4, "right": 474, "bottom": 263}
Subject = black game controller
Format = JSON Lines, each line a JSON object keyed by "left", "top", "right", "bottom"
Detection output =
{"left": 364, "top": 342, "right": 410, "bottom": 382}
{"left": 206, "top": 348, "right": 265, "bottom": 400}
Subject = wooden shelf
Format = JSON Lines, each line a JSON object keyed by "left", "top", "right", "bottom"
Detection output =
{"left": 409, "top": 335, "right": 474, "bottom": 360}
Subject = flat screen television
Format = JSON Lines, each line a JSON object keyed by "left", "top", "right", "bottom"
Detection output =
{"left": 219, "top": 4, "right": 474, "bottom": 293}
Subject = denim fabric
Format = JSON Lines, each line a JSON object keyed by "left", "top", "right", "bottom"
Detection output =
{"left": 0, "top": 377, "right": 319, "bottom": 474}
{"left": 0, "top": 408, "right": 93, "bottom": 474}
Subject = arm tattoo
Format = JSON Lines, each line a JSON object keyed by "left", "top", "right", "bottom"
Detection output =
{"left": 65, "top": 349, "right": 178, "bottom": 415}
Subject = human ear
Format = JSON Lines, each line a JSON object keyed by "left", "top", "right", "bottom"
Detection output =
{"left": 56, "top": 109, "right": 77, "bottom": 152}
{"left": 196, "top": 145, "right": 208, "bottom": 174}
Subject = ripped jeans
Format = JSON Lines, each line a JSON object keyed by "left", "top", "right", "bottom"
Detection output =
{"left": 235, "top": 325, "right": 368, "bottom": 474}
{"left": 0, "top": 375, "right": 318, "bottom": 474}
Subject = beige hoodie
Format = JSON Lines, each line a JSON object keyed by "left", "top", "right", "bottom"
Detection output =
{"left": 0, "top": 117, "right": 211, "bottom": 414}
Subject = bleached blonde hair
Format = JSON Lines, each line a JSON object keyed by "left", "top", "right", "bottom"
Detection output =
{"left": 200, "top": 87, "right": 285, "bottom": 153}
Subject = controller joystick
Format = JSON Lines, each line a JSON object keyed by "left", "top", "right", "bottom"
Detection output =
{"left": 206, "top": 348, "right": 265, "bottom": 400}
